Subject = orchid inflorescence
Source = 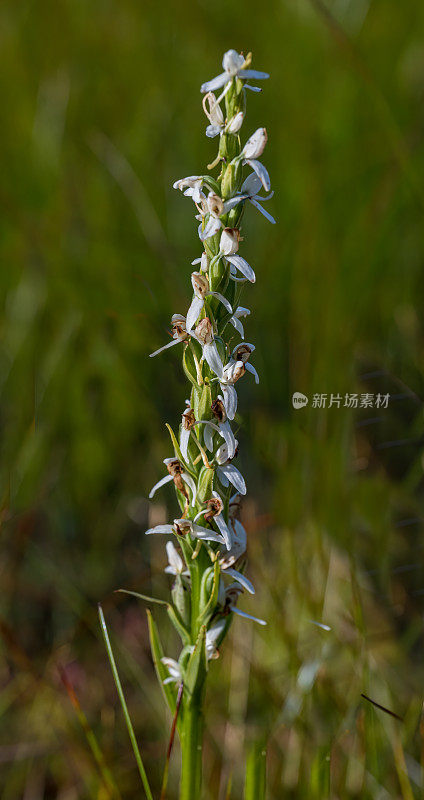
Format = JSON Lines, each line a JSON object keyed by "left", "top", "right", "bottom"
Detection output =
{"left": 145, "top": 49, "right": 274, "bottom": 793}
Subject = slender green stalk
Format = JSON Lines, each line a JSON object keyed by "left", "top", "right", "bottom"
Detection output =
{"left": 180, "top": 699, "right": 204, "bottom": 800}
{"left": 98, "top": 604, "right": 154, "bottom": 800}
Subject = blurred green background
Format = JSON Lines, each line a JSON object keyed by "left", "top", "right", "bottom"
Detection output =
{"left": 2, "top": 0, "right": 424, "bottom": 797}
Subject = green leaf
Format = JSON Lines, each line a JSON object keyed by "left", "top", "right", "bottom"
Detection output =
{"left": 146, "top": 609, "right": 177, "bottom": 715}
{"left": 244, "top": 741, "right": 266, "bottom": 800}
{"left": 194, "top": 382, "right": 211, "bottom": 423}
{"left": 184, "top": 625, "right": 207, "bottom": 701}
{"left": 167, "top": 603, "right": 192, "bottom": 647}
{"left": 116, "top": 589, "right": 168, "bottom": 607}
{"left": 182, "top": 345, "right": 198, "bottom": 388}
{"left": 197, "top": 466, "right": 214, "bottom": 503}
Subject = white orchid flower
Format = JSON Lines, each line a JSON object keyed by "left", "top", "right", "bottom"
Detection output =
{"left": 194, "top": 490, "right": 232, "bottom": 550}
{"left": 164, "top": 541, "right": 189, "bottom": 577}
{"left": 202, "top": 92, "right": 244, "bottom": 138}
{"left": 186, "top": 272, "right": 232, "bottom": 333}
{"left": 218, "top": 360, "right": 249, "bottom": 419}
{"left": 225, "top": 583, "right": 266, "bottom": 625}
{"left": 191, "top": 252, "right": 210, "bottom": 273}
{"left": 149, "top": 314, "right": 188, "bottom": 358}
{"left": 149, "top": 457, "right": 197, "bottom": 507}
{"left": 219, "top": 227, "right": 241, "bottom": 256}
{"left": 197, "top": 396, "right": 236, "bottom": 457}
{"left": 161, "top": 657, "right": 183, "bottom": 685}
{"left": 145, "top": 518, "right": 227, "bottom": 546}
{"left": 215, "top": 440, "right": 247, "bottom": 495}
{"left": 200, "top": 49, "right": 269, "bottom": 96}
{"left": 173, "top": 175, "right": 205, "bottom": 204}
{"left": 194, "top": 318, "right": 224, "bottom": 378}
{"left": 205, "top": 618, "right": 227, "bottom": 660}
{"left": 220, "top": 505, "right": 247, "bottom": 566}
{"left": 228, "top": 306, "right": 250, "bottom": 338}
{"left": 229, "top": 342, "right": 259, "bottom": 384}
{"left": 240, "top": 127, "right": 270, "bottom": 192}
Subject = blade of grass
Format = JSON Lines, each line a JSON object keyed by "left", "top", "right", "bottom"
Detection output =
{"left": 244, "top": 742, "right": 266, "bottom": 800}
{"left": 98, "top": 604, "right": 153, "bottom": 800}
{"left": 59, "top": 665, "right": 122, "bottom": 800}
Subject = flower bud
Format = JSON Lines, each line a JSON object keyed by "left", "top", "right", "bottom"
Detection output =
{"left": 207, "top": 191, "right": 224, "bottom": 218}
{"left": 191, "top": 271, "right": 209, "bottom": 298}
{"left": 220, "top": 227, "right": 241, "bottom": 256}
{"left": 242, "top": 127, "right": 267, "bottom": 159}
{"left": 227, "top": 111, "right": 244, "bottom": 133}
{"left": 223, "top": 49, "right": 245, "bottom": 74}
{"left": 195, "top": 317, "right": 213, "bottom": 346}
{"left": 200, "top": 252, "right": 209, "bottom": 273}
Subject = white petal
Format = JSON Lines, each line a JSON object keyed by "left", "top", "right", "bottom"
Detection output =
{"left": 241, "top": 173, "right": 262, "bottom": 195}
{"left": 237, "top": 69, "right": 269, "bottom": 80}
{"left": 214, "top": 514, "right": 232, "bottom": 550}
{"left": 224, "top": 568, "right": 255, "bottom": 594}
{"left": 182, "top": 472, "right": 197, "bottom": 506}
{"left": 226, "top": 255, "right": 256, "bottom": 283}
{"left": 244, "top": 159, "right": 270, "bottom": 192}
{"left": 222, "top": 195, "right": 246, "bottom": 213}
{"left": 203, "top": 342, "right": 224, "bottom": 378}
{"left": 149, "top": 338, "right": 180, "bottom": 358}
{"left": 200, "top": 73, "right": 229, "bottom": 93}
{"left": 191, "top": 524, "right": 226, "bottom": 544}
{"left": 227, "top": 111, "right": 244, "bottom": 133}
{"left": 220, "top": 464, "right": 246, "bottom": 495}
{"left": 199, "top": 216, "right": 222, "bottom": 242}
{"left": 204, "top": 422, "right": 215, "bottom": 451}
{"left": 208, "top": 291, "right": 233, "bottom": 314}
{"left": 232, "top": 607, "right": 267, "bottom": 625}
{"left": 166, "top": 541, "right": 184, "bottom": 573}
{"left": 243, "top": 85, "right": 262, "bottom": 92}
{"left": 206, "top": 124, "right": 221, "bottom": 138}
{"left": 229, "top": 315, "right": 244, "bottom": 338}
{"left": 220, "top": 421, "right": 236, "bottom": 459}
{"left": 145, "top": 524, "right": 175, "bottom": 535}
{"left": 242, "top": 128, "right": 267, "bottom": 160}
{"left": 221, "top": 384, "right": 238, "bottom": 420}
{"left": 186, "top": 296, "right": 204, "bottom": 332}
{"left": 249, "top": 197, "right": 276, "bottom": 224}
{"left": 180, "top": 427, "right": 190, "bottom": 462}
{"left": 222, "top": 50, "right": 245, "bottom": 73}
{"left": 149, "top": 474, "right": 173, "bottom": 499}
{"left": 217, "top": 466, "right": 229, "bottom": 488}
{"left": 234, "top": 306, "right": 250, "bottom": 319}
{"left": 245, "top": 362, "right": 260, "bottom": 383}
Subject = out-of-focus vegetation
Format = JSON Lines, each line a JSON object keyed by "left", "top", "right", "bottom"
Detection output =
{"left": 1, "top": 0, "right": 424, "bottom": 797}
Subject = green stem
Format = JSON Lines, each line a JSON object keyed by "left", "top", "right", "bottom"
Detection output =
{"left": 179, "top": 699, "right": 204, "bottom": 800}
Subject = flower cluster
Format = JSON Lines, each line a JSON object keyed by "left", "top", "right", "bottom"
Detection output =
{"left": 147, "top": 49, "right": 274, "bottom": 690}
